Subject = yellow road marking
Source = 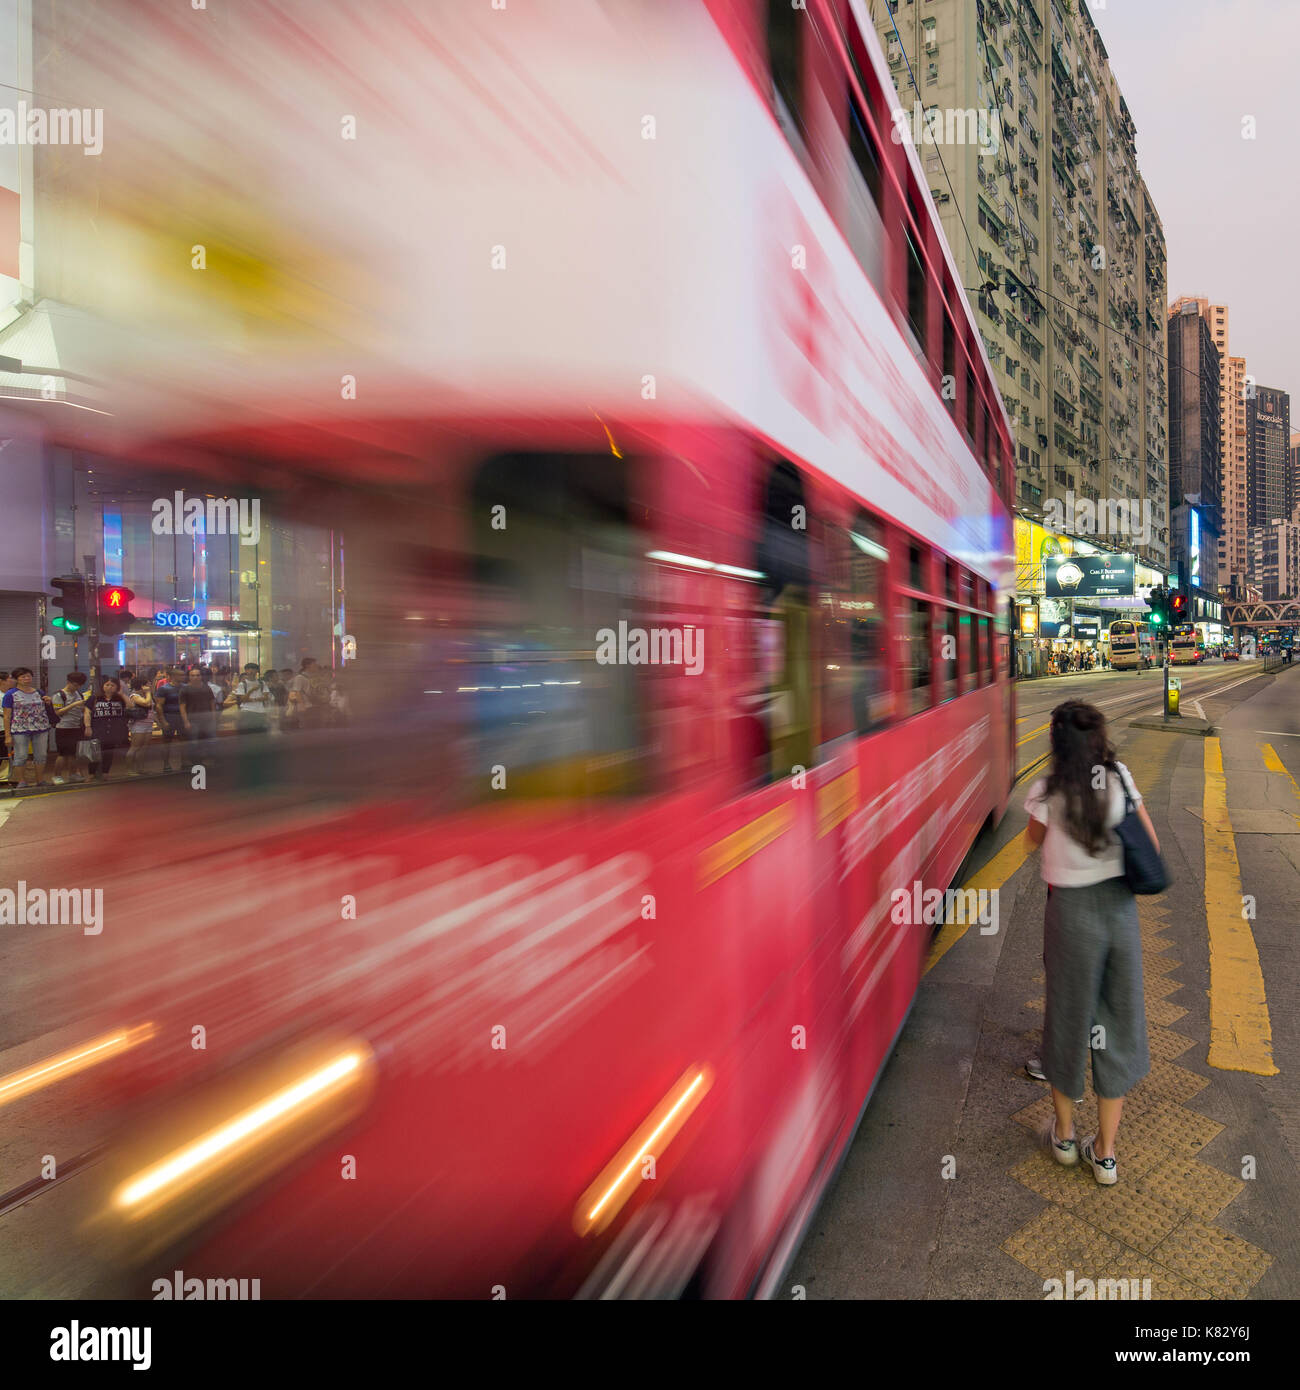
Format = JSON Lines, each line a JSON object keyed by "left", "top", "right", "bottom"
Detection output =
{"left": 924, "top": 833, "right": 1030, "bottom": 975}
{"left": 1260, "top": 743, "right": 1300, "bottom": 812}
{"left": 1203, "top": 740, "right": 1278, "bottom": 1075}
{"left": 1016, "top": 721, "right": 1049, "bottom": 747}
{"left": 698, "top": 804, "right": 793, "bottom": 889}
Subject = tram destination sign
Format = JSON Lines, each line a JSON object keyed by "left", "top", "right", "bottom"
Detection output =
{"left": 1045, "top": 553, "right": 1135, "bottom": 598}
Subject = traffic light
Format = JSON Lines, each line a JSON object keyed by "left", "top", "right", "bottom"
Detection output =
{"left": 1145, "top": 584, "right": 1167, "bottom": 628}
{"left": 1169, "top": 590, "right": 1188, "bottom": 623}
{"left": 50, "top": 576, "right": 87, "bottom": 633}
{"left": 98, "top": 585, "right": 138, "bottom": 638}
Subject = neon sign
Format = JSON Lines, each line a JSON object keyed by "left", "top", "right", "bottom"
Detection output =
{"left": 154, "top": 611, "right": 202, "bottom": 629}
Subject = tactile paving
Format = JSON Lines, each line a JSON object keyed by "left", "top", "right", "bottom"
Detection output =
{"left": 1144, "top": 997, "right": 1188, "bottom": 1027}
{"left": 1118, "top": 1100, "right": 1223, "bottom": 1158}
{"left": 1151, "top": 1217, "right": 1273, "bottom": 1300}
{"left": 1025, "top": 997, "right": 1045, "bottom": 1013}
{"left": 1136, "top": 1157, "right": 1244, "bottom": 1223}
{"left": 1001, "top": 1205, "right": 1125, "bottom": 1281}
{"left": 1143, "top": 953, "right": 1183, "bottom": 977}
{"left": 1127, "top": 1061, "right": 1210, "bottom": 1108}
{"left": 1143, "top": 973, "right": 1184, "bottom": 1000}
{"left": 1066, "top": 1180, "right": 1185, "bottom": 1254}
{"left": 1146, "top": 1026, "right": 1196, "bottom": 1064}
{"left": 1141, "top": 934, "right": 1175, "bottom": 953}
{"left": 1093, "top": 1254, "right": 1207, "bottom": 1300}
{"left": 1009, "top": 1151, "right": 1091, "bottom": 1208}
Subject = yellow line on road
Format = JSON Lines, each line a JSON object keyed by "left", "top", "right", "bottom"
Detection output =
{"left": 1202, "top": 739, "right": 1278, "bottom": 1075}
{"left": 1260, "top": 743, "right": 1300, "bottom": 811}
{"left": 924, "top": 833, "right": 1030, "bottom": 976}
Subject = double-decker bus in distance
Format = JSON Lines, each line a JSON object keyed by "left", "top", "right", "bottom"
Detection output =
{"left": 1108, "top": 620, "right": 1154, "bottom": 670}
{"left": 19, "top": 0, "right": 1016, "bottom": 1299}
{"left": 1170, "top": 624, "right": 1201, "bottom": 664}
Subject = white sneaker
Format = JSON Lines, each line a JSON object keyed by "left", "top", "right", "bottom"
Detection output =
{"left": 52, "top": 775, "right": 66, "bottom": 785}
{"left": 1048, "top": 1121, "right": 1079, "bottom": 1167}
{"left": 1081, "top": 1135, "right": 1118, "bottom": 1185}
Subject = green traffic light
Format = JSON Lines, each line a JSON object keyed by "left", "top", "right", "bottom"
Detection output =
{"left": 51, "top": 616, "right": 84, "bottom": 633}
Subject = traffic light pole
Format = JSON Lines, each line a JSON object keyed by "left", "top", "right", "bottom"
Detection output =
{"left": 84, "top": 554, "right": 101, "bottom": 689}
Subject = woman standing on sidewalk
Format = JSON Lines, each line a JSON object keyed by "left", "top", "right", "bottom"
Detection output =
{"left": 124, "top": 675, "right": 156, "bottom": 775}
{"left": 1022, "top": 700, "right": 1157, "bottom": 1184}
{"left": 83, "top": 676, "right": 130, "bottom": 780}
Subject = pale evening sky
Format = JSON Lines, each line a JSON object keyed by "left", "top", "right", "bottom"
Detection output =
{"left": 1090, "top": 0, "right": 1300, "bottom": 400}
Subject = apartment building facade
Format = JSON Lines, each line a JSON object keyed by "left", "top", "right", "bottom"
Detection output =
{"left": 1248, "top": 518, "right": 1300, "bottom": 601}
{"left": 1166, "top": 298, "right": 1222, "bottom": 593}
{"left": 1247, "top": 386, "right": 1292, "bottom": 529}
{"left": 873, "top": 0, "right": 1169, "bottom": 578}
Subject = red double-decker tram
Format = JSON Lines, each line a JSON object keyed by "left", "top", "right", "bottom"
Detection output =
{"left": 30, "top": 0, "right": 1015, "bottom": 1297}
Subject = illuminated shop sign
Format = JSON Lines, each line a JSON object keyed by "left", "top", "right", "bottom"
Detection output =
{"left": 154, "top": 611, "right": 203, "bottom": 629}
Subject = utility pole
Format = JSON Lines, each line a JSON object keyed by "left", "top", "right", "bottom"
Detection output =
{"left": 83, "top": 553, "right": 101, "bottom": 689}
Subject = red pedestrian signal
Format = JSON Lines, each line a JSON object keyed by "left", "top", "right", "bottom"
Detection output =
{"left": 98, "top": 585, "right": 138, "bottom": 638}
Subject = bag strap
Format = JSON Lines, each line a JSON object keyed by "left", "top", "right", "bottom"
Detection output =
{"left": 1108, "top": 761, "right": 1136, "bottom": 814}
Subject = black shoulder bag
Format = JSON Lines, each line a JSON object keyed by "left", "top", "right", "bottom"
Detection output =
{"left": 1110, "top": 763, "right": 1168, "bottom": 895}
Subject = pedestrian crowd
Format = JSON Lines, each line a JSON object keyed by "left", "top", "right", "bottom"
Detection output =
{"left": 1046, "top": 648, "right": 1104, "bottom": 676}
{"left": 1, "top": 658, "right": 350, "bottom": 791}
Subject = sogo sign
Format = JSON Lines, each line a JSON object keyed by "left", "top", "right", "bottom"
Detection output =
{"left": 154, "top": 611, "right": 202, "bottom": 629}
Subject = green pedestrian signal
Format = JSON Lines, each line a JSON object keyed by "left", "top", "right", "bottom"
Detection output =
{"left": 50, "top": 576, "right": 87, "bottom": 634}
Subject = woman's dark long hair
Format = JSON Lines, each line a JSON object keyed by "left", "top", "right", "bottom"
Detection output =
{"left": 1044, "top": 700, "right": 1116, "bottom": 856}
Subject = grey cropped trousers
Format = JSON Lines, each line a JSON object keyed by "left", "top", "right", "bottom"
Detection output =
{"left": 1042, "top": 876, "right": 1150, "bottom": 1101}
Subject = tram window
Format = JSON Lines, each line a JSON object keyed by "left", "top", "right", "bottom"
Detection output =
{"left": 846, "top": 96, "right": 886, "bottom": 293}
{"left": 963, "top": 606, "right": 979, "bottom": 683}
{"left": 900, "top": 598, "right": 933, "bottom": 715}
{"left": 848, "top": 513, "right": 890, "bottom": 732}
{"left": 965, "top": 366, "right": 976, "bottom": 441}
{"left": 942, "top": 312, "right": 956, "bottom": 416}
{"left": 938, "top": 606, "right": 958, "bottom": 702}
{"left": 818, "top": 523, "right": 854, "bottom": 748}
{"left": 909, "top": 542, "right": 925, "bottom": 592}
{"left": 848, "top": 95, "right": 883, "bottom": 212}
{"left": 904, "top": 222, "right": 927, "bottom": 355}
{"left": 751, "top": 459, "right": 814, "bottom": 783}
{"left": 768, "top": 0, "right": 806, "bottom": 147}
{"left": 979, "top": 615, "right": 993, "bottom": 685}
{"left": 466, "top": 452, "right": 649, "bottom": 799}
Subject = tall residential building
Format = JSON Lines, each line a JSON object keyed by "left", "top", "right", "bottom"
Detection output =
{"left": 1290, "top": 431, "right": 1300, "bottom": 521}
{"left": 1248, "top": 518, "right": 1300, "bottom": 600}
{"left": 1166, "top": 298, "right": 1222, "bottom": 591}
{"left": 1174, "top": 300, "right": 1247, "bottom": 594}
{"left": 872, "top": 0, "right": 1169, "bottom": 571}
{"left": 1247, "top": 386, "right": 1291, "bottom": 529}
{"left": 1222, "top": 355, "right": 1248, "bottom": 593}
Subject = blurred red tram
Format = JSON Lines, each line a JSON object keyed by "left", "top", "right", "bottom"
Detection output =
{"left": 25, "top": 0, "right": 1016, "bottom": 1296}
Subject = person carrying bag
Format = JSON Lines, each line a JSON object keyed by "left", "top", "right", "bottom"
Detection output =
{"left": 1022, "top": 700, "right": 1168, "bottom": 1187}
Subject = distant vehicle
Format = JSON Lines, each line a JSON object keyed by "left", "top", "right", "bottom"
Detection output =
{"left": 1108, "top": 620, "right": 1154, "bottom": 670}
{"left": 1170, "top": 632, "right": 1200, "bottom": 665}
{"left": 1223, "top": 648, "right": 1240, "bottom": 661}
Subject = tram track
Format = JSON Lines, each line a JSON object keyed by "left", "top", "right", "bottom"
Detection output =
{"left": 1013, "top": 661, "right": 1273, "bottom": 784}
